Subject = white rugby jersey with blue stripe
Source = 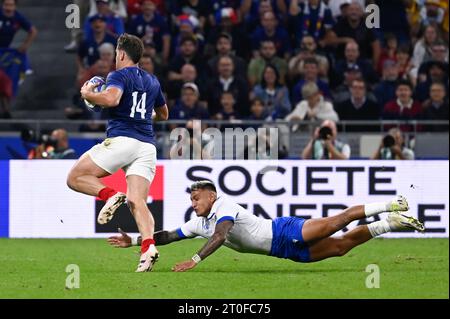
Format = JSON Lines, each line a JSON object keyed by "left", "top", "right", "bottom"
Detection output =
{"left": 177, "top": 196, "right": 273, "bottom": 255}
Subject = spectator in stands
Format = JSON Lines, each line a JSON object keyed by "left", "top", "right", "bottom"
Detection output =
{"left": 171, "top": 15, "right": 205, "bottom": 58}
{"left": 336, "top": 79, "right": 380, "bottom": 121}
{"left": 301, "top": 119, "right": 351, "bottom": 160}
{"left": 77, "top": 15, "right": 117, "bottom": 70}
{"left": 84, "top": 0, "right": 124, "bottom": 41}
{"left": 247, "top": 97, "right": 266, "bottom": 121}
{"left": 64, "top": 0, "right": 90, "bottom": 52}
{"left": 78, "top": 58, "right": 113, "bottom": 87}
{"left": 324, "top": 2, "right": 381, "bottom": 67}
{"left": 374, "top": 60, "right": 400, "bottom": 111}
{"left": 241, "top": 0, "right": 286, "bottom": 33}
{"left": 251, "top": 64, "right": 291, "bottom": 120}
{"left": 208, "top": 55, "right": 249, "bottom": 116}
{"left": 169, "top": 0, "right": 210, "bottom": 31}
{"left": 416, "top": 41, "right": 449, "bottom": 84}
{"left": 167, "top": 35, "right": 206, "bottom": 85}
{"left": 127, "top": 0, "right": 171, "bottom": 64}
{"left": 419, "top": 0, "right": 449, "bottom": 37}
{"left": 169, "top": 82, "right": 209, "bottom": 123}
{"left": 376, "top": 33, "right": 398, "bottom": 76}
{"left": 251, "top": 11, "right": 291, "bottom": 59}
{"left": 0, "top": 68, "right": 12, "bottom": 118}
{"left": 332, "top": 64, "right": 365, "bottom": 105}
{"left": 395, "top": 44, "right": 414, "bottom": 82}
{"left": 127, "top": 0, "right": 166, "bottom": 18}
{"left": 139, "top": 53, "right": 154, "bottom": 74}
{"left": 415, "top": 60, "right": 448, "bottom": 102}
{"left": 373, "top": 0, "right": 410, "bottom": 44}
{"left": 209, "top": 1, "right": 242, "bottom": 26}
{"left": 291, "top": 57, "right": 331, "bottom": 106}
{"left": 142, "top": 42, "right": 164, "bottom": 77}
{"left": 411, "top": 25, "right": 439, "bottom": 79}
{"left": 371, "top": 128, "right": 415, "bottom": 160}
{"left": 248, "top": 40, "right": 288, "bottom": 87}
{"left": 286, "top": 82, "right": 339, "bottom": 123}
{"left": 288, "top": 35, "right": 329, "bottom": 83}
{"left": 207, "top": 32, "right": 247, "bottom": 79}
{"left": 327, "top": 0, "right": 353, "bottom": 21}
{"left": 27, "top": 129, "right": 77, "bottom": 159}
{"left": 0, "top": 0, "right": 37, "bottom": 77}
{"left": 206, "top": 7, "right": 249, "bottom": 59}
{"left": 333, "top": 41, "right": 378, "bottom": 87}
{"left": 166, "top": 63, "right": 206, "bottom": 106}
{"left": 383, "top": 80, "right": 423, "bottom": 122}
{"left": 288, "top": 0, "right": 335, "bottom": 48}
{"left": 215, "top": 91, "right": 238, "bottom": 120}
{"left": 422, "top": 82, "right": 449, "bottom": 120}
{"left": 97, "top": 42, "right": 116, "bottom": 68}
{"left": 88, "top": 0, "right": 127, "bottom": 19}
{"left": 49, "top": 129, "right": 78, "bottom": 159}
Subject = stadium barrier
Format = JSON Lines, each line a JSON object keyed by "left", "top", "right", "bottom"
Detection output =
{"left": 0, "top": 119, "right": 449, "bottom": 159}
{"left": 0, "top": 160, "right": 448, "bottom": 239}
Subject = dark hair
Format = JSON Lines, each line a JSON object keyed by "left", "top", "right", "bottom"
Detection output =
{"left": 117, "top": 33, "right": 144, "bottom": 64}
{"left": 180, "top": 35, "right": 197, "bottom": 46}
{"left": 396, "top": 79, "right": 413, "bottom": 91}
{"left": 351, "top": 78, "right": 366, "bottom": 88}
{"left": 303, "top": 57, "right": 319, "bottom": 67}
{"left": 261, "top": 64, "right": 281, "bottom": 89}
{"left": 251, "top": 97, "right": 264, "bottom": 105}
{"left": 217, "top": 32, "right": 232, "bottom": 43}
{"left": 260, "top": 40, "right": 275, "bottom": 49}
{"left": 397, "top": 43, "right": 411, "bottom": 55}
{"left": 190, "top": 180, "right": 217, "bottom": 193}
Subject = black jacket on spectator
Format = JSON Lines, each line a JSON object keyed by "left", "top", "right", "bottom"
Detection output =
{"left": 332, "top": 19, "right": 378, "bottom": 61}
{"left": 207, "top": 76, "right": 249, "bottom": 117}
{"left": 207, "top": 54, "right": 247, "bottom": 79}
{"left": 373, "top": 80, "right": 397, "bottom": 111}
{"left": 168, "top": 53, "right": 207, "bottom": 82}
{"left": 334, "top": 59, "right": 378, "bottom": 86}
{"left": 336, "top": 97, "right": 380, "bottom": 131}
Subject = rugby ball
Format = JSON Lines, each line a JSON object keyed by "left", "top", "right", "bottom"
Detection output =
{"left": 84, "top": 76, "right": 106, "bottom": 112}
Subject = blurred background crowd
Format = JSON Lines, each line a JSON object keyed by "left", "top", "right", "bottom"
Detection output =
{"left": 0, "top": 0, "right": 448, "bottom": 160}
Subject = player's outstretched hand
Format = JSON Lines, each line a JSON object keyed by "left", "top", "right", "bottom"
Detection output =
{"left": 107, "top": 228, "right": 132, "bottom": 248}
{"left": 172, "top": 260, "right": 197, "bottom": 272}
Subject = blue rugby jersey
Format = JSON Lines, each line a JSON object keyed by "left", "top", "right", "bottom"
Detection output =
{"left": 105, "top": 66, "right": 166, "bottom": 145}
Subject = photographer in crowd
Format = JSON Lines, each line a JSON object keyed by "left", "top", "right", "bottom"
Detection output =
{"left": 371, "top": 127, "right": 415, "bottom": 160}
{"left": 301, "top": 120, "right": 351, "bottom": 160}
{"left": 24, "top": 128, "right": 77, "bottom": 159}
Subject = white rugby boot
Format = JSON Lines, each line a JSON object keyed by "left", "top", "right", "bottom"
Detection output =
{"left": 387, "top": 211, "right": 425, "bottom": 233}
{"left": 386, "top": 195, "right": 409, "bottom": 212}
{"left": 136, "top": 246, "right": 159, "bottom": 272}
{"left": 97, "top": 192, "right": 127, "bottom": 224}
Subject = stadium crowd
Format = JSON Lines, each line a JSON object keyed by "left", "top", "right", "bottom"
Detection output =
{"left": 0, "top": 0, "right": 449, "bottom": 159}
{"left": 62, "top": 0, "right": 449, "bottom": 125}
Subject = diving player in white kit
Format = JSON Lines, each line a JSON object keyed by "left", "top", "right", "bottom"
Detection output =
{"left": 107, "top": 180, "right": 425, "bottom": 272}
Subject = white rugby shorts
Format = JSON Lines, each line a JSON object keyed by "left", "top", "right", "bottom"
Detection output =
{"left": 87, "top": 136, "right": 157, "bottom": 182}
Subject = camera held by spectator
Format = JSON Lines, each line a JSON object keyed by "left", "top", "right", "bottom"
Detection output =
{"left": 372, "top": 128, "right": 415, "bottom": 160}
{"left": 21, "top": 128, "right": 77, "bottom": 159}
{"left": 301, "top": 120, "right": 351, "bottom": 160}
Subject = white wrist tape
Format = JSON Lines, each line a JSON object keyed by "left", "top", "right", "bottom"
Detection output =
{"left": 131, "top": 236, "right": 138, "bottom": 246}
{"left": 192, "top": 254, "right": 202, "bottom": 264}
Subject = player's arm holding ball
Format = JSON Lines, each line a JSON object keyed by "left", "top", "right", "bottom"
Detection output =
{"left": 80, "top": 72, "right": 124, "bottom": 108}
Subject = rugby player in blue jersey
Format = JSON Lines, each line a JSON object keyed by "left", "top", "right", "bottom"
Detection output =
{"left": 108, "top": 180, "right": 424, "bottom": 272}
{"left": 68, "top": 33, "right": 168, "bottom": 272}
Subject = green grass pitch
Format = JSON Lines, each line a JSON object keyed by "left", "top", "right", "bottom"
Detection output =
{"left": 0, "top": 238, "right": 447, "bottom": 299}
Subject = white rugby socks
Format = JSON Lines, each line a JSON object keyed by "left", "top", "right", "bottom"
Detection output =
{"left": 364, "top": 202, "right": 389, "bottom": 217}
{"left": 368, "top": 220, "right": 391, "bottom": 237}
